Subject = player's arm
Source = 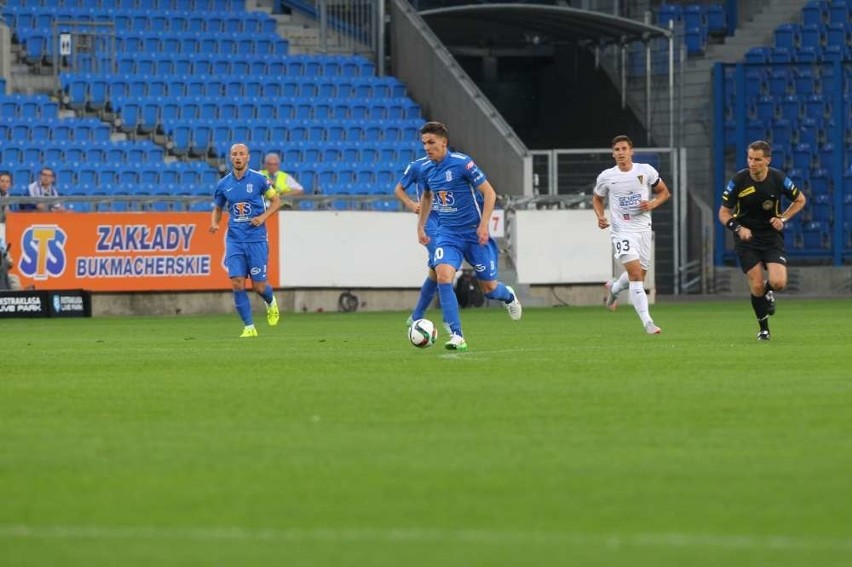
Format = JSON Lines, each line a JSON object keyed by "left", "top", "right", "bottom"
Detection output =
{"left": 209, "top": 205, "right": 223, "bottom": 234}
{"left": 718, "top": 203, "right": 752, "bottom": 241}
{"left": 394, "top": 182, "right": 419, "bottom": 213}
{"left": 771, "top": 184, "right": 807, "bottom": 232}
{"left": 640, "top": 179, "right": 671, "bottom": 211}
{"left": 475, "top": 180, "right": 497, "bottom": 245}
{"left": 251, "top": 189, "right": 281, "bottom": 226}
{"left": 417, "top": 190, "right": 433, "bottom": 245}
{"left": 592, "top": 193, "right": 609, "bottom": 229}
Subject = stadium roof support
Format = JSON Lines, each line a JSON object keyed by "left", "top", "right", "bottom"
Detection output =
{"left": 419, "top": 3, "right": 676, "bottom": 148}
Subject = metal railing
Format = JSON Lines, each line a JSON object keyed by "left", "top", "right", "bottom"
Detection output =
{"left": 51, "top": 20, "right": 116, "bottom": 78}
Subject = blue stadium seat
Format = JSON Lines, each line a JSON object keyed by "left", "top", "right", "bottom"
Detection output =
{"left": 799, "top": 24, "right": 824, "bottom": 50}
{"left": 802, "top": 1, "right": 828, "bottom": 26}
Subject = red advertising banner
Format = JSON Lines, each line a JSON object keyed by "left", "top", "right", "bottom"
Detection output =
{"left": 6, "top": 212, "right": 280, "bottom": 291}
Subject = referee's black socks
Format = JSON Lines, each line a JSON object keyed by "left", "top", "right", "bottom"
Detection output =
{"left": 764, "top": 280, "right": 774, "bottom": 293}
{"left": 751, "top": 294, "right": 770, "bottom": 331}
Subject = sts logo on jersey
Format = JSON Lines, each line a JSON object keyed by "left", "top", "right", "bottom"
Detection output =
{"left": 437, "top": 191, "right": 454, "bottom": 206}
{"left": 19, "top": 225, "right": 67, "bottom": 280}
{"left": 232, "top": 202, "right": 253, "bottom": 222}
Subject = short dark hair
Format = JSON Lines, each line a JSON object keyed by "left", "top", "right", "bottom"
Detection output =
{"left": 40, "top": 167, "right": 55, "bottom": 177}
{"left": 748, "top": 140, "right": 772, "bottom": 157}
{"left": 0, "top": 171, "right": 11, "bottom": 180}
{"left": 419, "top": 121, "right": 449, "bottom": 140}
{"left": 611, "top": 135, "right": 633, "bottom": 148}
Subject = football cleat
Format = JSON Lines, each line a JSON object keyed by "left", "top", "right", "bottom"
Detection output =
{"left": 505, "top": 286, "right": 523, "bottom": 320}
{"left": 444, "top": 333, "right": 468, "bottom": 352}
{"left": 240, "top": 326, "right": 259, "bottom": 338}
{"left": 603, "top": 280, "right": 618, "bottom": 311}
{"left": 266, "top": 297, "right": 280, "bottom": 326}
{"left": 405, "top": 315, "right": 414, "bottom": 327}
{"left": 765, "top": 290, "right": 776, "bottom": 316}
{"left": 757, "top": 330, "right": 771, "bottom": 341}
{"left": 644, "top": 322, "right": 662, "bottom": 335}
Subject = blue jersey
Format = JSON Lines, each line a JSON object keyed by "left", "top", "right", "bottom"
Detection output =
{"left": 398, "top": 157, "right": 439, "bottom": 235}
{"left": 421, "top": 151, "right": 488, "bottom": 232}
{"left": 213, "top": 169, "right": 275, "bottom": 243}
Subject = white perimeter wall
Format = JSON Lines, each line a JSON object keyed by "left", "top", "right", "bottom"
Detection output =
{"left": 513, "top": 210, "right": 612, "bottom": 284}
{"left": 279, "top": 211, "right": 427, "bottom": 288}
{"left": 278, "top": 210, "right": 615, "bottom": 287}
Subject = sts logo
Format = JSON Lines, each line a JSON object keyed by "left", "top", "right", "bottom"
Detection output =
{"left": 232, "top": 202, "right": 253, "bottom": 222}
{"left": 19, "top": 225, "right": 67, "bottom": 280}
{"left": 437, "top": 191, "right": 455, "bottom": 206}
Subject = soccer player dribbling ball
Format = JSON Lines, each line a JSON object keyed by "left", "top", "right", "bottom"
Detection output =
{"left": 593, "top": 135, "right": 671, "bottom": 334}
{"left": 210, "top": 143, "right": 282, "bottom": 338}
{"left": 416, "top": 121, "right": 522, "bottom": 352}
{"left": 718, "top": 140, "right": 806, "bottom": 341}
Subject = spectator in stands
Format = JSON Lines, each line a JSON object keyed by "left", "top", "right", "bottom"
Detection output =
{"left": 27, "top": 167, "right": 65, "bottom": 212}
{"left": 0, "top": 171, "right": 12, "bottom": 222}
{"left": 260, "top": 152, "right": 304, "bottom": 208}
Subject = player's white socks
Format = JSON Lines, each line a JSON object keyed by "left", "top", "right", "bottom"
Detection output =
{"left": 610, "top": 271, "right": 630, "bottom": 295}
{"left": 629, "top": 281, "right": 653, "bottom": 326}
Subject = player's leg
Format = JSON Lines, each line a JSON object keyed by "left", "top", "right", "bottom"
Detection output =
{"left": 225, "top": 243, "right": 257, "bottom": 337}
{"left": 473, "top": 238, "right": 521, "bottom": 320}
{"left": 246, "top": 242, "right": 278, "bottom": 326}
{"left": 763, "top": 247, "right": 788, "bottom": 316}
{"left": 615, "top": 233, "right": 658, "bottom": 333}
{"left": 433, "top": 240, "right": 467, "bottom": 350}
{"left": 739, "top": 246, "right": 771, "bottom": 340}
{"left": 604, "top": 271, "right": 630, "bottom": 311}
{"left": 409, "top": 237, "right": 440, "bottom": 324}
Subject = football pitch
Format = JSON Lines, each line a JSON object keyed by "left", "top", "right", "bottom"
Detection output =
{"left": 2, "top": 298, "right": 851, "bottom": 566}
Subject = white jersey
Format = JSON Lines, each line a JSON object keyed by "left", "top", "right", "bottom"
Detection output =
{"left": 593, "top": 162, "right": 660, "bottom": 234}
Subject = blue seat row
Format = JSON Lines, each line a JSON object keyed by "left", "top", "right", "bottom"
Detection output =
{"left": 801, "top": 0, "right": 851, "bottom": 26}
{"left": 0, "top": 141, "right": 165, "bottom": 166}
{"left": 110, "top": 96, "right": 420, "bottom": 124}
{"left": 2, "top": 8, "right": 273, "bottom": 34}
{"left": 0, "top": 95, "right": 59, "bottom": 119}
{"left": 162, "top": 119, "right": 426, "bottom": 157}
{"left": 61, "top": 74, "right": 405, "bottom": 106}
{"left": 2, "top": 0, "right": 243, "bottom": 10}
{"left": 16, "top": 29, "right": 288, "bottom": 61}
{"left": 0, "top": 117, "right": 111, "bottom": 143}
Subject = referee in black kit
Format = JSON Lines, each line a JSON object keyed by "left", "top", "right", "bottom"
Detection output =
{"left": 718, "top": 140, "right": 807, "bottom": 341}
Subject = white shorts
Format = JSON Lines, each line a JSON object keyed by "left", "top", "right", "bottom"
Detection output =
{"left": 611, "top": 231, "right": 652, "bottom": 270}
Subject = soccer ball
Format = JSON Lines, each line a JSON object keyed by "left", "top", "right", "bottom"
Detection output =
{"left": 408, "top": 318, "right": 437, "bottom": 348}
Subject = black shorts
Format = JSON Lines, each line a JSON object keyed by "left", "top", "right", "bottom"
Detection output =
{"left": 734, "top": 232, "right": 786, "bottom": 273}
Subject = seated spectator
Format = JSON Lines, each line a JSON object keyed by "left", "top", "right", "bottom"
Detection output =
{"left": 260, "top": 152, "right": 304, "bottom": 208}
{"left": 0, "top": 171, "right": 12, "bottom": 222}
{"left": 27, "top": 167, "right": 65, "bottom": 212}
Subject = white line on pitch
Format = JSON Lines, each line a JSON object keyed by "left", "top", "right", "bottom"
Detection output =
{"left": 0, "top": 525, "right": 850, "bottom": 552}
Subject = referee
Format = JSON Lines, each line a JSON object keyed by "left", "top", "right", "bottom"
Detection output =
{"left": 718, "top": 140, "right": 806, "bottom": 341}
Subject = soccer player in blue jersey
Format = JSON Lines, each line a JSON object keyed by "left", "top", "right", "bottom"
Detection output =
{"left": 209, "top": 143, "right": 281, "bottom": 338}
{"left": 416, "top": 122, "right": 521, "bottom": 351}
{"left": 394, "top": 155, "right": 447, "bottom": 329}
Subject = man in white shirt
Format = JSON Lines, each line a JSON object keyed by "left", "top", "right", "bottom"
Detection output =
{"left": 27, "top": 167, "right": 64, "bottom": 212}
{"left": 592, "top": 135, "right": 671, "bottom": 334}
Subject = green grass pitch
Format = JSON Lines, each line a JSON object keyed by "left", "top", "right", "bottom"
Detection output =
{"left": 2, "top": 299, "right": 851, "bottom": 566}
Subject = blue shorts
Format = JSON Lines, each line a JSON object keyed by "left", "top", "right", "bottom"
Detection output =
{"left": 432, "top": 230, "right": 499, "bottom": 281}
{"left": 225, "top": 239, "right": 269, "bottom": 282}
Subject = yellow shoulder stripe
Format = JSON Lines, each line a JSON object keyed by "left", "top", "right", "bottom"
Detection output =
{"left": 738, "top": 186, "right": 756, "bottom": 198}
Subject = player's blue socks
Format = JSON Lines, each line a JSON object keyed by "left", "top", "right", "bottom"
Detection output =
{"left": 233, "top": 289, "right": 253, "bottom": 325}
{"left": 259, "top": 283, "right": 274, "bottom": 304}
{"left": 438, "top": 283, "right": 462, "bottom": 335}
{"left": 412, "top": 277, "right": 438, "bottom": 320}
{"left": 485, "top": 282, "right": 513, "bottom": 303}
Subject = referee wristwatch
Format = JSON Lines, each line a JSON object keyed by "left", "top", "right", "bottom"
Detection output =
{"left": 779, "top": 216, "right": 787, "bottom": 224}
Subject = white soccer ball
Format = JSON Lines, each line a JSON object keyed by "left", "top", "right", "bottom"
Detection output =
{"left": 408, "top": 318, "right": 437, "bottom": 348}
